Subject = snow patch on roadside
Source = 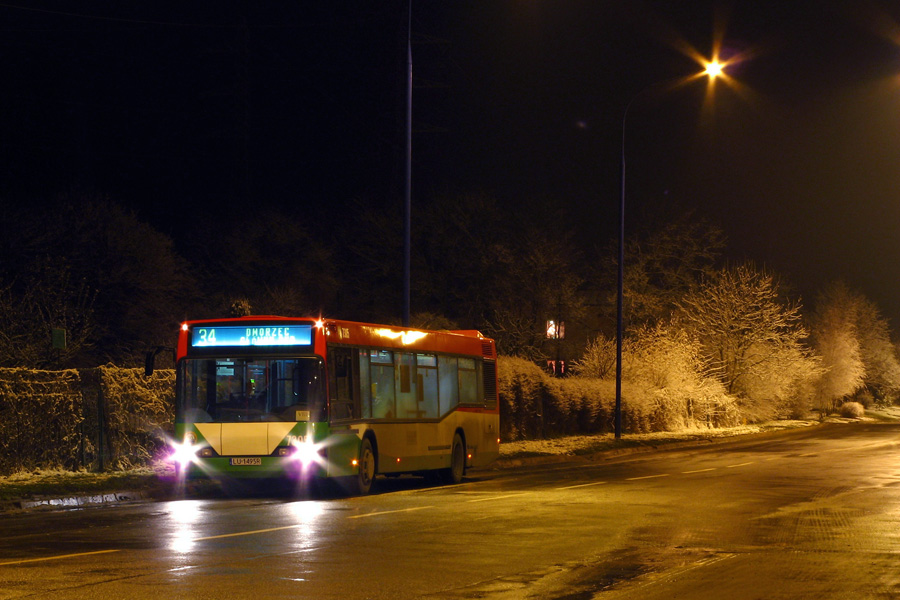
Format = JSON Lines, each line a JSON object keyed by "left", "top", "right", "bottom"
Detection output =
{"left": 500, "top": 421, "right": 819, "bottom": 458}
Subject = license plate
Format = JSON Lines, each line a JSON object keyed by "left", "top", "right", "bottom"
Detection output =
{"left": 230, "top": 457, "right": 262, "bottom": 466}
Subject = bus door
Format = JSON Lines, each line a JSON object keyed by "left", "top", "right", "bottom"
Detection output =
{"left": 328, "top": 346, "right": 359, "bottom": 421}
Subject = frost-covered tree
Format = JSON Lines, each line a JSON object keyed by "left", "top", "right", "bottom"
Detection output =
{"left": 809, "top": 282, "right": 900, "bottom": 408}
{"left": 624, "top": 322, "right": 734, "bottom": 429}
{"left": 676, "top": 264, "right": 818, "bottom": 419}
{"left": 854, "top": 294, "right": 900, "bottom": 404}
{"left": 736, "top": 340, "right": 822, "bottom": 419}
{"left": 572, "top": 323, "right": 737, "bottom": 429}
{"left": 808, "top": 282, "right": 865, "bottom": 411}
{"left": 570, "top": 334, "right": 617, "bottom": 379}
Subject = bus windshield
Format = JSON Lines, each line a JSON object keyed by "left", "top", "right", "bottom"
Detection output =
{"left": 179, "top": 357, "right": 326, "bottom": 423}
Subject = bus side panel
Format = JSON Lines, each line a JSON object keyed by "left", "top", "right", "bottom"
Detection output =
{"left": 325, "top": 428, "right": 362, "bottom": 478}
{"left": 353, "top": 411, "right": 499, "bottom": 476}
{"left": 456, "top": 410, "right": 500, "bottom": 468}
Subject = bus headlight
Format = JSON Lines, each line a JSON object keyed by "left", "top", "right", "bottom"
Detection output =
{"left": 171, "top": 432, "right": 199, "bottom": 467}
{"left": 288, "top": 436, "right": 322, "bottom": 466}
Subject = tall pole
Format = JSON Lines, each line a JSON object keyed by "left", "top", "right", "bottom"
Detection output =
{"left": 614, "top": 63, "right": 724, "bottom": 440}
{"left": 402, "top": 0, "right": 412, "bottom": 327}
{"left": 616, "top": 88, "right": 655, "bottom": 440}
{"left": 615, "top": 103, "right": 628, "bottom": 440}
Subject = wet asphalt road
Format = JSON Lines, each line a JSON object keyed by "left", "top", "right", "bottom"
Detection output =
{"left": 2, "top": 422, "right": 900, "bottom": 599}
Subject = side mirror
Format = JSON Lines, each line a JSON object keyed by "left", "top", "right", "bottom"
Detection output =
{"left": 144, "top": 346, "right": 173, "bottom": 376}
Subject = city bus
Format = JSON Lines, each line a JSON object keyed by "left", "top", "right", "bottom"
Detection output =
{"left": 167, "top": 316, "right": 500, "bottom": 494}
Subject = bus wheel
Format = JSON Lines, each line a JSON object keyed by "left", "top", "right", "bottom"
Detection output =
{"left": 442, "top": 433, "right": 465, "bottom": 485}
{"left": 351, "top": 437, "right": 376, "bottom": 496}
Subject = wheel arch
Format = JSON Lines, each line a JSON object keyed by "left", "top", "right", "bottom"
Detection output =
{"left": 362, "top": 429, "right": 379, "bottom": 474}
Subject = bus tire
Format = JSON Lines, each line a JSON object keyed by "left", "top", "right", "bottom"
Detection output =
{"left": 442, "top": 433, "right": 465, "bottom": 485}
{"left": 350, "top": 437, "right": 376, "bottom": 496}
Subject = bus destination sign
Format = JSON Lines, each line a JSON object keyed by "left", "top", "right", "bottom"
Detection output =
{"left": 191, "top": 324, "right": 313, "bottom": 348}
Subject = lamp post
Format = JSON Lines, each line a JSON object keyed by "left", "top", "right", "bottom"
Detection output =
{"left": 403, "top": 0, "right": 413, "bottom": 327}
{"left": 614, "top": 60, "right": 724, "bottom": 439}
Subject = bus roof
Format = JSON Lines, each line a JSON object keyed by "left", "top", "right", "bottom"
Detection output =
{"left": 178, "top": 316, "right": 496, "bottom": 360}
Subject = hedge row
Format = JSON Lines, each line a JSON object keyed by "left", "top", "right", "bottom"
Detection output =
{"left": 497, "top": 356, "right": 741, "bottom": 441}
{"left": 0, "top": 366, "right": 174, "bottom": 475}
{"left": 1, "top": 357, "right": 743, "bottom": 473}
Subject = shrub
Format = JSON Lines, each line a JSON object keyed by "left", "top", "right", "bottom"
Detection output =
{"left": 853, "top": 389, "right": 874, "bottom": 408}
{"left": 839, "top": 401, "right": 865, "bottom": 419}
{"left": 98, "top": 365, "right": 175, "bottom": 469}
{"left": 498, "top": 356, "right": 621, "bottom": 441}
{"left": 498, "top": 356, "right": 545, "bottom": 441}
{"left": 0, "top": 368, "right": 83, "bottom": 474}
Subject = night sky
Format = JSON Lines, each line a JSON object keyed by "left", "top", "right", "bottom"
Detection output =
{"left": 5, "top": 2, "right": 900, "bottom": 326}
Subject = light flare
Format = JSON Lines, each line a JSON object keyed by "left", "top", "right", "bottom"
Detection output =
{"left": 170, "top": 436, "right": 199, "bottom": 469}
{"left": 703, "top": 60, "right": 724, "bottom": 78}
{"left": 374, "top": 328, "right": 428, "bottom": 345}
{"left": 289, "top": 435, "right": 325, "bottom": 467}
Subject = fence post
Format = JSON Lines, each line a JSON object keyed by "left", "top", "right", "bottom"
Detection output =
{"left": 97, "top": 377, "right": 106, "bottom": 471}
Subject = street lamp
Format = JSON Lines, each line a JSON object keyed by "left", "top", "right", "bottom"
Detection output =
{"left": 704, "top": 60, "right": 724, "bottom": 78}
{"left": 614, "top": 60, "right": 725, "bottom": 439}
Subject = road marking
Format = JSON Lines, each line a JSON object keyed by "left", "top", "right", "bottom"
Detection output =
{"left": 682, "top": 468, "right": 717, "bottom": 474}
{"left": 195, "top": 525, "right": 306, "bottom": 540}
{"left": 466, "top": 493, "right": 528, "bottom": 503}
{"left": 626, "top": 474, "right": 670, "bottom": 481}
{"left": 726, "top": 462, "right": 754, "bottom": 468}
{"left": 556, "top": 481, "right": 608, "bottom": 490}
{"left": 0, "top": 549, "right": 120, "bottom": 567}
{"left": 348, "top": 506, "right": 435, "bottom": 519}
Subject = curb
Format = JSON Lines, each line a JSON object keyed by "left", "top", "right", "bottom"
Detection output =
{"left": 8, "top": 490, "right": 152, "bottom": 512}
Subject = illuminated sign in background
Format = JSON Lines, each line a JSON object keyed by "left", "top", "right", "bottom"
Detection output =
{"left": 191, "top": 324, "right": 313, "bottom": 347}
{"left": 546, "top": 320, "right": 565, "bottom": 340}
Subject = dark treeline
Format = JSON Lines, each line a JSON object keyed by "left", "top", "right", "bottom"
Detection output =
{"left": 0, "top": 192, "right": 584, "bottom": 368}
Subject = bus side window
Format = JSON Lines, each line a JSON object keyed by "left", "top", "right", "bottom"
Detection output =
{"left": 417, "top": 354, "right": 439, "bottom": 418}
{"left": 438, "top": 356, "right": 458, "bottom": 414}
{"left": 458, "top": 357, "right": 478, "bottom": 405}
{"left": 370, "top": 350, "right": 395, "bottom": 419}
